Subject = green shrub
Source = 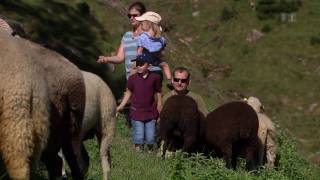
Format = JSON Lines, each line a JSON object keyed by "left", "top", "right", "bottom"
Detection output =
{"left": 261, "top": 24, "right": 273, "bottom": 33}
{"left": 168, "top": 131, "right": 320, "bottom": 180}
{"left": 220, "top": 6, "right": 237, "bottom": 22}
{"left": 241, "top": 45, "right": 251, "bottom": 56}
{"left": 256, "top": 0, "right": 302, "bottom": 20}
{"left": 310, "top": 35, "right": 320, "bottom": 46}
{"left": 201, "top": 65, "right": 210, "bottom": 78}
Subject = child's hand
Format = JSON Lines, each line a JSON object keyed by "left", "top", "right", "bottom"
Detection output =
{"left": 157, "top": 104, "right": 162, "bottom": 113}
{"left": 97, "top": 56, "right": 108, "bottom": 63}
{"left": 116, "top": 105, "right": 123, "bottom": 112}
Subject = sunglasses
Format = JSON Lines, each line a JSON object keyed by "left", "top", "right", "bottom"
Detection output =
{"left": 173, "top": 78, "right": 189, "bottom": 83}
{"left": 127, "top": 13, "right": 139, "bottom": 18}
{"left": 136, "top": 61, "right": 147, "bottom": 67}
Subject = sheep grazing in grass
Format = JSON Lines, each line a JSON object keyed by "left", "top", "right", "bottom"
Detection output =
{"left": 81, "top": 71, "right": 116, "bottom": 180}
{"left": 204, "top": 101, "right": 259, "bottom": 170}
{"left": 158, "top": 95, "right": 205, "bottom": 158}
{"left": 244, "top": 96, "right": 277, "bottom": 168}
{"left": 0, "top": 30, "right": 50, "bottom": 180}
{"left": 60, "top": 71, "right": 116, "bottom": 180}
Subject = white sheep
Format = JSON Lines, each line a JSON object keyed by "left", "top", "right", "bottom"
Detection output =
{"left": 245, "top": 96, "right": 277, "bottom": 168}
{"left": 82, "top": 71, "right": 116, "bottom": 180}
{"left": 60, "top": 71, "right": 116, "bottom": 180}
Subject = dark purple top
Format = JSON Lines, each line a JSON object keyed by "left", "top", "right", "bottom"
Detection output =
{"left": 127, "top": 72, "right": 162, "bottom": 121}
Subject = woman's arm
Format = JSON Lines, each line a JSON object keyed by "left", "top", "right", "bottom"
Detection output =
{"left": 97, "top": 42, "right": 125, "bottom": 64}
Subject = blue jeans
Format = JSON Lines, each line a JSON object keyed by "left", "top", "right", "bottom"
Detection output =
{"left": 131, "top": 119, "right": 156, "bottom": 145}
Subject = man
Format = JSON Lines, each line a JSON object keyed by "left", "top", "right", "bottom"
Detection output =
{"left": 162, "top": 67, "right": 208, "bottom": 116}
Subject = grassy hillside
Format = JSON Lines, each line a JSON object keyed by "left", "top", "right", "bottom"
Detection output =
{"left": 1, "top": 0, "right": 320, "bottom": 178}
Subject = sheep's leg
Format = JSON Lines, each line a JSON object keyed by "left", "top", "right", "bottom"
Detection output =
{"left": 57, "top": 150, "right": 67, "bottom": 179}
{"left": 231, "top": 150, "right": 238, "bottom": 170}
{"left": 62, "top": 141, "right": 87, "bottom": 180}
{"left": 266, "top": 134, "right": 277, "bottom": 168}
{"left": 245, "top": 155, "right": 255, "bottom": 170}
{"left": 245, "top": 140, "right": 258, "bottom": 170}
{"left": 162, "top": 141, "right": 169, "bottom": 159}
{"left": 0, "top": 94, "right": 37, "bottom": 180}
{"left": 221, "top": 144, "right": 233, "bottom": 169}
{"left": 1, "top": 130, "right": 31, "bottom": 180}
{"left": 41, "top": 150, "right": 63, "bottom": 179}
{"left": 183, "top": 136, "right": 196, "bottom": 153}
{"left": 97, "top": 130, "right": 112, "bottom": 180}
{"left": 256, "top": 137, "right": 265, "bottom": 166}
{"left": 61, "top": 112, "right": 87, "bottom": 180}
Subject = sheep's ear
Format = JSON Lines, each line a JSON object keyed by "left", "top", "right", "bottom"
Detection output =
{"left": 243, "top": 98, "right": 248, "bottom": 102}
{"left": 261, "top": 105, "right": 265, "bottom": 112}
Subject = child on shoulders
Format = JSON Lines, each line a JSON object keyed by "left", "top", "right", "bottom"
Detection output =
{"left": 134, "top": 11, "right": 172, "bottom": 87}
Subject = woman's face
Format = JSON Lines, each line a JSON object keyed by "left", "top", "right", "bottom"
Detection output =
{"left": 128, "top": 8, "right": 141, "bottom": 27}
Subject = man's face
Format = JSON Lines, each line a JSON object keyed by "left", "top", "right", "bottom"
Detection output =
{"left": 172, "top": 71, "right": 190, "bottom": 92}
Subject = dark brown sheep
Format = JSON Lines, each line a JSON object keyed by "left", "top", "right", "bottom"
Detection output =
{"left": 204, "top": 101, "right": 259, "bottom": 170}
{"left": 158, "top": 95, "right": 205, "bottom": 157}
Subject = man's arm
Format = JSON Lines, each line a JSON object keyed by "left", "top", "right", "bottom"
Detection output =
{"left": 189, "top": 92, "right": 209, "bottom": 116}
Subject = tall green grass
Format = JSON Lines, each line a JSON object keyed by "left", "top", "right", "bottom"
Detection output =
{"left": 82, "top": 115, "right": 319, "bottom": 180}
{"left": 0, "top": 108, "right": 318, "bottom": 180}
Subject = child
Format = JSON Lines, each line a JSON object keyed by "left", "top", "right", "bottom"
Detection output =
{"left": 134, "top": 11, "right": 172, "bottom": 86}
{"left": 117, "top": 53, "right": 162, "bottom": 152}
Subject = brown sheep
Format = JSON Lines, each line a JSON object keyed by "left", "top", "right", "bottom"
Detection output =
{"left": 0, "top": 30, "right": 50, "bottom": 179}
{"left": 204, "top": 101, "right": 259, "bottom": 170}
{"left": 158, "top": 95, "right": 205, "bottom": 157}
{"left": 25, "top": 38, "right": 87, "bottom": 179}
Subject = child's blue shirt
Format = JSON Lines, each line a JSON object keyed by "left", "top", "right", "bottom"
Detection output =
{"left": 137, "top": 32, "right": 166, "bottom": 53}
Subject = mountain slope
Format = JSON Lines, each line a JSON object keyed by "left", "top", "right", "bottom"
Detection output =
{"left": 1, "top": 0, "right": 319, "bottom": 164}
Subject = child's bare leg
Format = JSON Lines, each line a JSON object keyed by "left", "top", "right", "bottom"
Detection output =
{"left": 159, "top": 62, "right": 171, "bottom": 80}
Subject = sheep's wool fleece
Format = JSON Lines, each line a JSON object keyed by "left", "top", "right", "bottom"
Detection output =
{"left": 0, "top": 30, "right": 50, "bottom": 179}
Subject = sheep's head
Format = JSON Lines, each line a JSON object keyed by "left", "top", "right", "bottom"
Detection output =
{"left": 243, "top": 96, "right": 264, "bottom": 113}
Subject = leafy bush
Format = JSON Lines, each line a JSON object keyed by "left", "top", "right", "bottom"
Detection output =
{"left": 220, "top": 6, "right": 237, "bottom": 22}
{"left": 201, "top": 65, "right": 210, "bottom": 78}
{"left": 261, "top": 24, "right": 273, "bottom": 33}
{"left": 168, "top": 131, "right": 320, "bottom": 180}
{"left": 310, "top": 35, "right": 320, "bottom": 46}
{"left": 256, "top": 0, "right": 302, "bottom": 20}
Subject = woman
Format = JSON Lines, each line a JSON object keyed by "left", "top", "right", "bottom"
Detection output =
{"left": 97, "top": 2, "right": 162, "bottom": 79}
